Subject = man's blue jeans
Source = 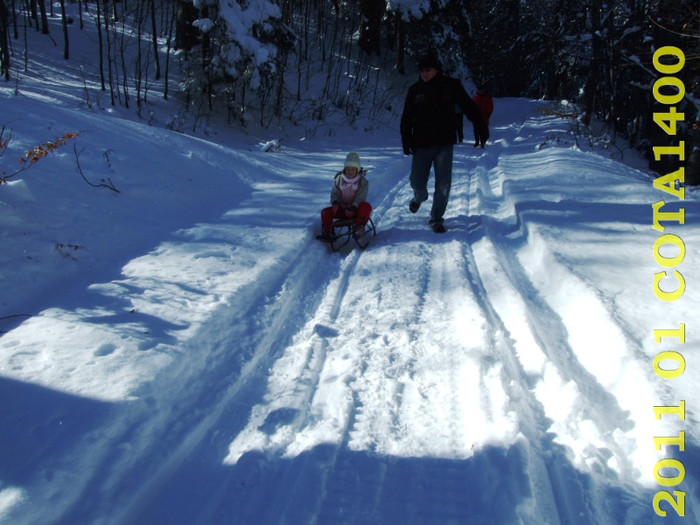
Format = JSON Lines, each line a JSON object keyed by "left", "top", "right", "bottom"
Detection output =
{"left": 409, "top": 144, "right": 453, "bottom": 224}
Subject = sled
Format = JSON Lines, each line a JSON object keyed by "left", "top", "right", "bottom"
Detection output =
{"left": 316, "top": 217, "right": 376, "bottom": 251}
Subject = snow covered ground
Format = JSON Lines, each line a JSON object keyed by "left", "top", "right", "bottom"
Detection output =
{"left": 1, "top": 9, "right": 699, "bottom": 525}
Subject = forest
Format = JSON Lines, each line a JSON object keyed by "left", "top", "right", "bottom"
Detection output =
{"left": 1, "top": 0, "right": 699, "bottom": 181}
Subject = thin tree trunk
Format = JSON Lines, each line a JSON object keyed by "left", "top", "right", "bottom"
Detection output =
{"left": 582, "top": 0, "right": 604, "bottom": 125}
{"left": 59, "top": 0, "right": 69, "bottom": 59}
{"left": 103, "top": 0, "right": 115, "bottom": 105}
{"left": 0, "top": 0, "right": 10, "bottom": 80}
{"left": 396, "top": 14, "right": 404, "bottom": 74}
{"left": 37, "top": 0, "right": 49, "bottom": 34}
{"left": 96, "top": 0, "right": 106, "bottom": 90}
{"left": 150, "top": 0, "right": 161, "bottom": 80}
{"left": 163, "top": 0, "right": 175, "bottom": 100}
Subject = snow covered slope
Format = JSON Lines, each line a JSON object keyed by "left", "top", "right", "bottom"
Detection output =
{"left": 1, "top": 20, "right": 699, "bottom": 525}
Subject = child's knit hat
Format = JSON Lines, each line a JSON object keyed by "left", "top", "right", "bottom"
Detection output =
{"left": 344, "top": 151, "right": 361, "bottom": 170}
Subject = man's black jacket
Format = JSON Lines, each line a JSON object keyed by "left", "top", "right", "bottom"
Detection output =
{"left": 400, "top": 73, "right": 485, "bottom": 152}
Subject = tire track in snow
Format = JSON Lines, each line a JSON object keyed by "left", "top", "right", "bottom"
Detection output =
{"left": 222, "top": 249, "right": 365, "bottom": 460}
{"left": 447, "top": 153, "right": 568, "bottom": 521}
{"left": 57, "top": 224, "right": 356, "bottom": 523}
{"left": 52, "top": 148, "right": 413, "bottom": 523}
{"left": 305, "top": 149, "right": 559, "bottom": 522}
{"left": 110, "top": 158, "right": 416, "bottom": 522}
{"left": 113, "top": 138, "right": 648, "bottom": 525}
{"left": 314, "top": 159, "right": 552, "bottom": 521}
{"left": 310, "top": 182, "right": 494, "bottom": 521}
{"left": 63, "top": 130, "right": 654, "bottom": 524}
{"left": 209, "top": 168, "right": 503, "bottom": 521}
{"left": 458, "top": 145, "right": 654, "bottom": 519}
{"left": 315, "top": 148, "right": 563, "bottom": 522}
{"left": 454, "top": 144, "right": 651, "bottom": 521}
{"left": 214, "top": 174, "right": 432, "bottom": 516}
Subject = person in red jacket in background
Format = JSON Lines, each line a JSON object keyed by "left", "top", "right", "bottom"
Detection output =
{"left": 472, "top": 84, "right": 494, "bottom": 148}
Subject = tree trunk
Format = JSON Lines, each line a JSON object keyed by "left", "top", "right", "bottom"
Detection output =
{"left": 175, "top": 0, "right": 198, "bottom": 50}
{"left": 396, "top": 14, "right": 405, "bottom": 74}
{"left": 59, "top": 0, "right": 69, "bottom": 59}
{"left": 359, "top": 0, "right": 383, "bottom": 56}
{"left": 103, "top": 0, "right": 115, "bottom": 105}
{"left": 0, "top": 0, "right": 9, "bottom": 80}
{"left": 582, "top": 0, "right": 604, "bottom": 125}
{"left": 150, "top": 0, "right": 161, "bottom": 80}
{"left": 163, "top": 0, "right": 176, "bottom": 100}
{"left": 11, "top": 0, "right": 18, "bottom": 39}
{"left": 96, "top": 0, "right": 106, "bottom": 91}
{"left": 38, "top": 0, "right": 49, "bottom": 34}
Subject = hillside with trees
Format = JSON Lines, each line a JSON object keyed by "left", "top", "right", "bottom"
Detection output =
{"left": 1, "top": 0, "right": 699, "bottom": 180}
{"left": 1, "top": 3, "right": 700, "bottom": 523}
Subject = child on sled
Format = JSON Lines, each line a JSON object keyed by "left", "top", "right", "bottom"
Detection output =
{"left": 319, "top": 151, "right": 372, "bottom": 239}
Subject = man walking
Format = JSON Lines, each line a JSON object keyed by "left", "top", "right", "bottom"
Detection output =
{"left": 400, "top": 52, "right": 486, "bottom": 233}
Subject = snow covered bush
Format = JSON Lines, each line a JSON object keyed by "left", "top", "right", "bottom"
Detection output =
{"left": 178, "top": 0, "right": 292, "bottom": 126}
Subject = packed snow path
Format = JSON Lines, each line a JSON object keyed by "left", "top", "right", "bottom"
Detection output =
{"left": 1, "top": 100, "right": 698, "bottom": 524}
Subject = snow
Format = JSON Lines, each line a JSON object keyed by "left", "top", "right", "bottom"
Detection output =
{"left": 387, "top": 0, "right": 432, "bottom": 19}
{"left": 218, "top": 0, "right": 280, "bottom": 71}
{"left": 1, "top": 7, "right": 699, "bottom": 525}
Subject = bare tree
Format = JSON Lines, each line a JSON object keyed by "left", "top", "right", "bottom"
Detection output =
{"left": 102, "top": 0, "right": 116, "bottom": 105}
{"left": 0, "top": 0, "right": 10, "bottom": 80}
{"left": 96, "top": 0, "right": 106, "bottom": 91}
{"left": 149, "top": 0, "right": 160, "bottom": 80}
{"left": 37, "top": 0, "right": 48, "bottom": 34}
{"left": 163, "top": 0, "right": 176, "bottom": 100}
{"left": 359, "top": 0, "right": 383, "bottom": 56}
{"left": 58, "top": 0, "right": 69, "bottom": 59}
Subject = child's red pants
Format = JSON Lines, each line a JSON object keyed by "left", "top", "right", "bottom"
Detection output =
{"left": 321, "top": 202, "right": 372, "bottom": 234}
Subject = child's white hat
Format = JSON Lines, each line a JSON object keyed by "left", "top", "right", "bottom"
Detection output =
{"left": 344, "top": 151, "right": 361, "bottom": 170}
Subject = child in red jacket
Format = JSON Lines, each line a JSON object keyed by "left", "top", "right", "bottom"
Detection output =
{"left": 473, "top": 85, "right": 494, "bottom": 148}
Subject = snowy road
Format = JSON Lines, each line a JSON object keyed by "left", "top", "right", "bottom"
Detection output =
{"left": 1, "top": 98, "right": 698, "bottom": 524}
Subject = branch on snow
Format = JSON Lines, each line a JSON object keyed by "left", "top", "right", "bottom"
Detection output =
{"left": 0, "top": 130, "right": 79, "bottom": 186}
{"left": 73, "top": 145, "right": 120, "bottom": 194}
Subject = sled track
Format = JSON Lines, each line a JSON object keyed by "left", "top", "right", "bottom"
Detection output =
{"left": 54, "top": 143, "right": 666, "bottom": 524}
{"left": 458, "top": 150, "right": 654, "bottom": 521}
{"left": 54, "top": 229, "right": 359, "bottom": 523}
{"left": 87, "top": 164, "right": 410, "bottom": 523}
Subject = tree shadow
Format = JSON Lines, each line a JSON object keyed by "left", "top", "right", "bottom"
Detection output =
{"left": 114, "top": 437, "right": 695, "bottom": 525}
{"left": 3, "top": 372, "right": 696, "bottom": 524}
{"left": 0, "top": 376, "right": 113, "bottom": 485}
